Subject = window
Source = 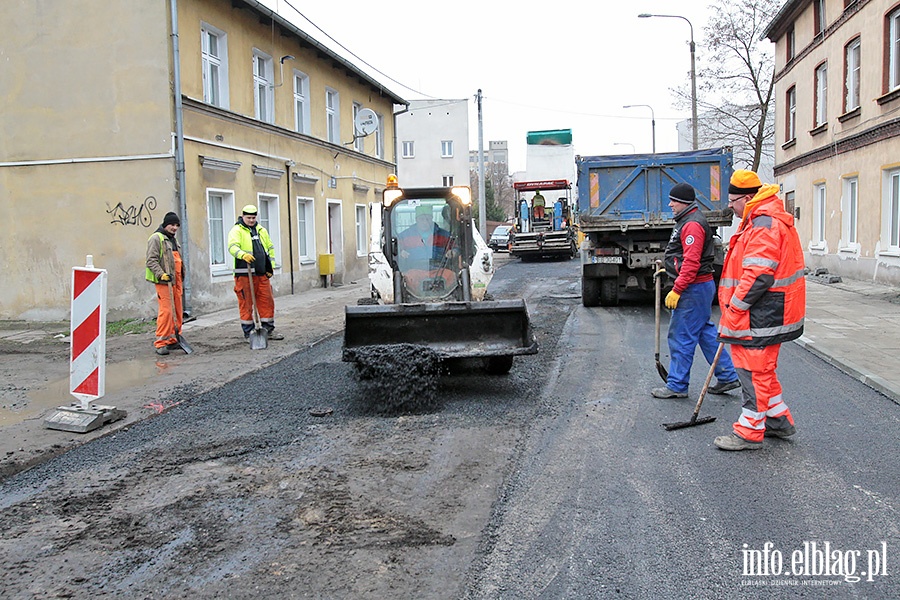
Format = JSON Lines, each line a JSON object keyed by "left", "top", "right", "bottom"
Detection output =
{"left": 889, "top": 9, "right": 900, "bottom": 91}
{"left": 813, "top": 183, "right": 826, "bottom": 246}
{"left": 293, "top": 70, "right": 310, "bottom": 134}
{"left": 355, "top": 205, "right": 367, "bottom": 256}
{"left": 845, "top": 37, "right": 861, "bottom": 112}
{"left": 201, "top": 24, "right": 228, "bottom": 108}
{"left": 296, "top": 197, "right": 315, "bottom": 262}
{"left": 786, "top": 86, "right": 797, "bottom": 141}
{"left": 257, "top": 194, "right": 280, "bottom": 267}
{"left": 786, "top": 26, "right": 795, "bottom": 62}
{"left": 402, "top": 141, "right": 415, "bottom": 158}
{"left": 814, "top": 0, "right": 826, "bottom": 36}
{"left": 441, "top": 140, "right": 454, "bottom": 157}
{"left": 842, "top": 176, "right": 859, "bottom": 248}
{"left": 325, "top": 88, "right": 340, "bottom": 143}
{"left": 253, "top": 50, "right": 274, "bottom": 123}
{"left": 815, "top": 62, "right": 828, "bottom": 126}
{"left": 886, "top": 168, "right": 900, "bottom": 250}
{"left": 375, "top": 112, "right": 385, "bottom": 159}
{"left": 352, "top": 103, "right": 365, "bottom": 152}
{"left": 207, "top": 189, "right": 236, "bottom": 272}
{"left": 442, "top": 175, "right": 454, "bottom": 186}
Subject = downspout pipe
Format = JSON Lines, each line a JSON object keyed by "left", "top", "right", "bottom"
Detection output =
{"left": 170, "top": 0, "right": 192, "bottom": 314}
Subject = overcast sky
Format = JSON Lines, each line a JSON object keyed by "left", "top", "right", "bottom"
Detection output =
{"left": 260, "top": 0, "right": 751, "bottom": 173}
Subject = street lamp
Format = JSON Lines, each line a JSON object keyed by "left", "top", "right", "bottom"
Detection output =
{"left": 638, "top": 13, "right": 698, "bottom": 150}
{"left": 623, "top": 104, "right": 656, "bottom": 153}
{"left": 614, "top": 142, "right": 636, "bottom": 154}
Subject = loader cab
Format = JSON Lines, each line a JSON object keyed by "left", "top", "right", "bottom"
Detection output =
{"left": 382, "top": 185, "right": 474, "bottom": 303}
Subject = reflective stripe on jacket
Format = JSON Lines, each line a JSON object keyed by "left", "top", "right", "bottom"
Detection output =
{"left": 717, "top": 184, "right": 806, "bottom": 347}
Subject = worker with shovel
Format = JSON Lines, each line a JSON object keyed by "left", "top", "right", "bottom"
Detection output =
{"left": 228, "top": 205, "right": 284, "bottom": 342}
{"left": 145, "top": 212, "right": 187, "bottom": 356}
{"left": 651, "top": 183, "right": 739, "bottom": 399}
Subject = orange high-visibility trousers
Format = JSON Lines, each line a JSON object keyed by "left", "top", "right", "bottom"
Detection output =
{"left": 234, "top": 274, "right": 275, "bottom": 331}
{"left": 730, "top": 344, "right": 795, "bottom": 442}
{"left": 154, "top": 252, "right": 183, "bottom": 349}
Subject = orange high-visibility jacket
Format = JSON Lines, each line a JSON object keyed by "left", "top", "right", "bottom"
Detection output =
{"left": 717, "top": 184, "right": 806, "bottom": 347}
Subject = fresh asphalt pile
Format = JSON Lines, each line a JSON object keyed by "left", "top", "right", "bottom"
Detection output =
{"left": 348, "top": 343, "right": 443, "bottom": 413}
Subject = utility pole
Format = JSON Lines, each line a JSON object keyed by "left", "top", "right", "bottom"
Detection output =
{"left": 477, "top": 89, "right": 486, "bottom": 235}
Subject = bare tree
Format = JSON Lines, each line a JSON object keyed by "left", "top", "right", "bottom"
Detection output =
{"left": 674, "top": 0, "right": 781, "bottom": 171}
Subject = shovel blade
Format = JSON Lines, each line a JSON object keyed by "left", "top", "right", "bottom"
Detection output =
{"left": 176, "top": 334, "right": 194, "bottom": 354}
{"left": 249, "top": 328, "right": 268, "bottom": 350}
{"left": 663, "top": 415, "right": 716, "bottom": 431}
{"left": 655, "top": 358, "right": 668, "bottom": 383}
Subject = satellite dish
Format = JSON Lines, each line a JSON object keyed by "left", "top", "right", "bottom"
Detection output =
{"left": 354, "top": 108, "right": 379, "bottom": 137}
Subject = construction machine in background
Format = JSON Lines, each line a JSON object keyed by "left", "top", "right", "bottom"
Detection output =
{"left": 343, "top": 176, "right": 537, "bottom": 375}
{"left": 509, "top": 179, "right": 579, "bottom": 260}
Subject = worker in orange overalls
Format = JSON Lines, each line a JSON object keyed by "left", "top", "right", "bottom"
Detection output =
{"left": 715, "top": 170, "right": 806, "bottom": 451}
{"left": 145, "top": 212, "right": 185, "bottom": 356}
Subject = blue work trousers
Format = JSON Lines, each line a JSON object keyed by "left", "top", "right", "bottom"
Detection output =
{"left": 666, "top": 279, "right": 737, "bottom": 393}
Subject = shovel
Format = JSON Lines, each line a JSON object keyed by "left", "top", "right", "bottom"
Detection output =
{"left": 653, "top": 261, "right": 668, "bottom": 383}
{"left": 662, "top": 342, "right": 722, "bottom": 431}
{"left": 246, "top": 267, "right": 268, "bottom": 350}
{"left": 166, "top": 280, "right": 194, "bottom": 354}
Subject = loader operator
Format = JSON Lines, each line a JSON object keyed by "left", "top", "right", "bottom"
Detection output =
{"left": 227, "top": 205, "right": 283, "bottom": 341}
{"left": 651, "top": 182, "right": 740, "bottom": 400}
{"left": 398, "top": 204, "right": 454, "bottom": 270}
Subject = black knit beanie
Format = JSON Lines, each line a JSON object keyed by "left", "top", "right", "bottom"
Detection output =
{"left": 163, "top": 212, "right": 181, "bottom": 227}
{"left": 669, "top": 183, "right": 695, "bottom": 204}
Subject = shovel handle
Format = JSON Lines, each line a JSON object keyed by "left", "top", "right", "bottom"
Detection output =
{"left": 691, "top": 342, "right": 724, "bottom": 422}
{"left": 247, "top": 267, "right": 262, "bottom": 329}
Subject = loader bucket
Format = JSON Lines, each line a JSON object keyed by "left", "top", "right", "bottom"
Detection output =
{"left": 343, "top": 299, "right": 538, "bottom": 361}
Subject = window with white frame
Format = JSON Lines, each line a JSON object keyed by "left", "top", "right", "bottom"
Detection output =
{"left": 326, "top": 88, "right": 340, "bottom": 143}
{"left": 355, "top": 205, "right": 367, "bottom": 256}
{"left": 813, "top": 183, "right": 826, "bottom": 247}
{"left": 296, "top": 197, "right": 315, "bottom": 262}
{"left": 201, "top": 24, "right": 228, "bottom": 108}
{"left": 257, "top": 194, "right": 280, "bottom": 267}
{"left": 886, "top": 168, "right": 900, "bottom": 251}
{"left": 293, "top": 70, "right": 310, "bottom": 134}
{"left": 207, "top": 189, "right": 236, "bottom": 272}
{"left": 815, "top": 62, "right": 827, "bottom": 127}
{"left": 442, "top": 175, "right": 454, "bottom": 186}
{"left": 441, "top": 140, "right": 454, "bottom": 157}
{"left": 352, "top": 103, "right": 365, "bottom": 152}
{"left": 375, "top": 112, "right": 385, "bottom": 159}
{"left": 842, "top": 176, "right": 859, "bottom": 248}
{"left": 786, "top": 86, "right": 797, "bottom": 141}
{"left": 253, "top": 50, "right": 274, "bottom": 123}
{"left": 402, "top": 141, "right": 414, "bottom": 158}
{"left": 889, "top": 9, "right": 900, "bottom": 91}
{"left": 845, "top": 38, "right": 861, "bottom": 112}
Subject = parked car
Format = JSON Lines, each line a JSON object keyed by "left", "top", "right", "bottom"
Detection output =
{"left": 489, "top": 225, "right": 512, "bottom": 251}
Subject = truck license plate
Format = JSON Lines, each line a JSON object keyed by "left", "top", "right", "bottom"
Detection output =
{"left": 593, "top": 256, "right": 623, "bottom": 264}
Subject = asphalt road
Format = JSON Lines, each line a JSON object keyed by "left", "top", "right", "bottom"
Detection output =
{"left": 0, "top": 257, "right": 897, "bottom": 599}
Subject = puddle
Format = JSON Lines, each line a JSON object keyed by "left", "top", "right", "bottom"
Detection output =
{"left": 0, "top": 357, "right": 172, "bottom": 427}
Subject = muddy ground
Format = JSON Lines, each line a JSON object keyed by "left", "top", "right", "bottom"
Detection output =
{"left": 0, "top": 258, "right": 581, "bottom": 599}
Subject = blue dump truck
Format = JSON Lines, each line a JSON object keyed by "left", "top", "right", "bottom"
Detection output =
{"left": 576, "top": 148, "right": 734, "bottom": 306}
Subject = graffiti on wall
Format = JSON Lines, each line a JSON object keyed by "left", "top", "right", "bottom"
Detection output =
{"left": 107, "top": 196, "right": 157, "bottom": 227}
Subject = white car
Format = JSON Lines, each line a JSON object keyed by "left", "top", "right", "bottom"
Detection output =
{"left": 489, "top": 226, "right": 512, "bottom": 251}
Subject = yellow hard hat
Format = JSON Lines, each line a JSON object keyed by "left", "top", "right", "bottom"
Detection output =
{"left": 242, "top": 204, "right": 258, "bottom": 215}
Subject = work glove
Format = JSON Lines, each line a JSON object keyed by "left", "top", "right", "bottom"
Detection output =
{"left": 241, "top": 252, "right": 255, "bottom": 263}
{"left": 665, "top": 290, "right": 681, "bottom": 309}
{"left": 160, "top": 273, "right": 171, "bottom": 282}
{"left": 266, "top": 272, "right": 273, "bottom": 279}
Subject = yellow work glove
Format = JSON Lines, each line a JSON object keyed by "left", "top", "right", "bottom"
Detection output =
{"left": 665, "top": 290, "right": 681, "bottom": 309}
{"left": 159, "top": 273, "right": 171, "bottom": 282}
{"left": 241, "top": 252, "right": 255, "bottom": 263}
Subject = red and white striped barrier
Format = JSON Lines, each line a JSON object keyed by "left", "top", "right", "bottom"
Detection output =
{"left": 70, "top": 255, "right": 107, "bottom": 409}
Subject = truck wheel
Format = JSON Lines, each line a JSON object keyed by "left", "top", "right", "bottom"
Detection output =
{"left": 485, "top": 355, "right": 514, "bottom": 375}
{"left": 599, "top": 278, "right": 619, "bottom": 306}
{"left": 582, "top": 277, "right": 601, "bottom": 307}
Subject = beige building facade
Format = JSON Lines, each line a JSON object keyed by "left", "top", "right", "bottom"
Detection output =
{"left": 0, "top": 0, "right": 404, "bottom": 320}
{"left": 765, "top": 0, "right": 900, "bottom": 284}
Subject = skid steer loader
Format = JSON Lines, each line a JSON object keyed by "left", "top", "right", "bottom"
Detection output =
{"left": 343, "top": 176, "right": 537, "bottom": 375}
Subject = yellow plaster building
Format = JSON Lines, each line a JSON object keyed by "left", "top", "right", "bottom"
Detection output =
{"left": 765, "top": 0, "right": 900, "bottom": 285}
{"left": 0, "top": 0, "right": 404, "bottom": 320}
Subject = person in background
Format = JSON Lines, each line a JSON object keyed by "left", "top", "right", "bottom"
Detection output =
{"left": 145, "top": 212, "right": 185, "bottom": 356}
{"left": 227, "top": 204, "right": 284, "bottom": 341}
{"left": 652, "top": 183, "right": 740, "bottom": 399}
{"left": 714, "top": 169, "right": 806, "bottom": 451}
{"left": 532, "top": 190, "right": 546, "bottom": 219}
